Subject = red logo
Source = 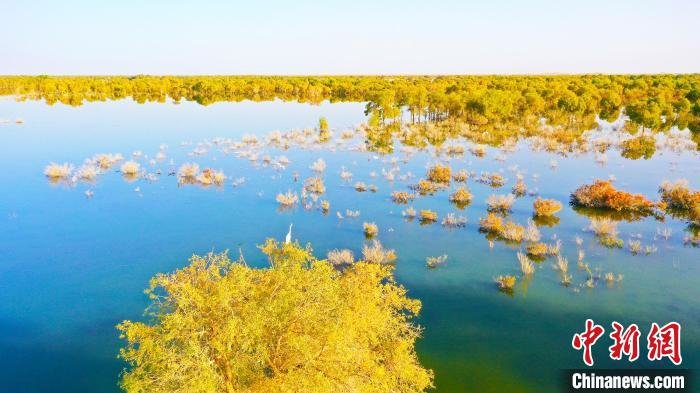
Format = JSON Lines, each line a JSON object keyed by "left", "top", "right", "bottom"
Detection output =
{"left": 609, "top": 322, "right": 640, "bottom": 362}
{"left": 572, "top": 320, "right": 682, "bottom": 366}
{"left": 647, "top": 322, "right": 682, "bottom": 365}
{"left": 572, "top": 319, "right": 605, "bottom": 366}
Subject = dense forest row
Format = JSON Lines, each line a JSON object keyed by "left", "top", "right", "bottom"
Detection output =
{"left": 2, "top": 75, "right": 700, "bottom": 135}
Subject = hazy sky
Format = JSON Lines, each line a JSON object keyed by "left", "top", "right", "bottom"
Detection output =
{"left": 2, "top": 0, "right": 699, "bottom": 75}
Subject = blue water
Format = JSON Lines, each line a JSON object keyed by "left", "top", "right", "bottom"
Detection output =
{"left": 0, "top": 97, "right": 698, "bottom": 392}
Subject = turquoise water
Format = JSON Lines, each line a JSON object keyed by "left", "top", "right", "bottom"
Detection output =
{"left": 0, "top": 98, "right": 698, "bottom": 392}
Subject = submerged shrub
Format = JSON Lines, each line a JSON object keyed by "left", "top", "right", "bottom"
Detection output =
{"left": 339, "top": 168, "right": 353, "bottom": 181}
{"left": 449, "top": 187, "right": 472, "bottom": 207}
{"left": 318, "top": 117, "right": 330, "bottom": 142}
{"left": 488, "top": 173, "right": 505, "bottom": 188}
{"left": 553, "top": 255, "right": 569, "bottom": 273}
{"left": 588, "top": 218, "right": 618, "bottom": 238}
{"left": 178, "top": 162, "right": 200, "bottom": 179}
{"left": 479, "top": 213, "right": 525, "bottom": 243}
{"left": 197, "top": 168, "right": 226, "bottom": 185}
{"left": 533, "top": 197, "right": 562, "bottom": 217}
{"left": 426, "top": 254, "right": 448, "bottom": 269}
{"left": 517, "top": 252, "right": 535, "bottom": 275}
{"left": 76, "top": 164, "right": 99, "bottom": 181}
{"left": 526, "top": 242, "right": 548, "bottom": 258}
{"left": 304, "top": 177, "right": 326, "bottom": 194}
{"left": 486, "top": 194, "right": 515, "bottom": 213}
{"left": 471, "top": 144, "right": 487, "bottom": 157}
{"left": 120, "top": 161, "right": 140, "bottom": 176}
{"left": 341, "top": 130, "right": 354, "bottom": 139}
{"left": 441, "top": 213, "right": 466, "bottom": 228}
{"left": 512, "top": 179, "right": 527, "bottom": 196}
{"left": 93, "top": 153, "right": 123, "bottom": 169}
{"left": 355, "top": 182, "right": 367, "bottom": 192}
{"left": 426, "top": 164, "right": 451, "bottom": 184}
{"left": 391, "top": 191, "right": 414, "bottom": 204}
{"left": 500, "top": 221, "right": 525, "bottom": 242}
{"left": 117, "top": 240, "right": 432, "bottom": 392}
{"left": 310, "top": 158, "right": 326, "bottom": 173}
{"left": 327, "top": 248, "right": 354, "bottom": 265}
{"left": 554, "top": 255, "right": 573, "bottom": 286}
{"left": 479, "top": 213, "right": 504, "bottom": 234}
{"left": 318, "top": 116, "right": 329, "bottom": 132}
{"left": 362, "top": 240, "right": 397, "bottom": 265}
{"left": 212, "top": 170, "right": 226, "bottom": 185}
{"left": 605, "top": 272, "right": 624, "bottom": 285}
{"left": 571, "top": 180, "right": 656, "bottom": 214}
{"left": 523, "top": 219, "right": 541, "bottom": 242}
{"left": 444, "top": 144, "right": 465, "bottom": 156}
{"left": 363, "top": 222, "right": 379, "bottom": 238}
{"left": 276, "top": 190, "right": 299, "bottom": 206}
{"left": 628, "top": 239, "right": 642, "bottom": 255}
{"left": 495, "top": 275, "right": 516, "bottom": 292}
{"left": 588, "top": 218, "right": 623, "bottom": 248}
{"left": 419, "top": 210, "right": 438, "bottom": 224}
{"left": 413, "top": 179, "right": 440, "bottom": 195}
{"left": 659, "top": 179, "right": 700, "bottom": 223}
{"left": 659, "top": 179, "right": 700, "bottom": 211}
{"left": 44, "top": 162, "right": 73, "bottom": 179}
{"left": 452, "top": 169, "right": 469, "bottom": 182}
{"left": 402, "top": 207, "right": 417, "bottom": 218}
{"left": 547, "top": 239, "right": 562, "bottom": 256}
{"left": 197, "top": 169, "right": 212, "bottom": 185}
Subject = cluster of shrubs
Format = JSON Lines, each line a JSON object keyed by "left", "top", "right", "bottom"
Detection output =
{"left": 571, "top": 179, "right": 700, "bottom": 224}
{"left": 570, "top": 180, "right": 657, "bottom": 215}
{"left": 479, "top": 213, "right": 527, "bottom": 242}
{"left": 178, "top": 163, "right": 226, "bottom": 186}
{"left": 659, "top": 180, "right": 700, "bottom": 224}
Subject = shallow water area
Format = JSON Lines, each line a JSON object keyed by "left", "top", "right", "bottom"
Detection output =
{"left": 0, "top": 97, "right": 699, "bottom": 393}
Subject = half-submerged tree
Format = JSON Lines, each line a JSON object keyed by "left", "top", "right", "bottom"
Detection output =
{"left": 318, "top": 116, "right": 330, "bottom": 142}
{"left": 117, "top": 239, "right": 433, "bottom": 392}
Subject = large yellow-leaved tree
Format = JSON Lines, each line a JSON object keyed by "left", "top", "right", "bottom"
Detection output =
{"left": 117, "top": 239, "right": 433, "bottom": 392}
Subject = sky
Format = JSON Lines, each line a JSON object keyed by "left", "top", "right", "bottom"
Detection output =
{"left": 2, "top": 0, "right": 699, "bottom": 75}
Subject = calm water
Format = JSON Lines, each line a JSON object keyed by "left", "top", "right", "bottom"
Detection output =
{"left": 0, "top": 98, "right": 698, "bottom": 392}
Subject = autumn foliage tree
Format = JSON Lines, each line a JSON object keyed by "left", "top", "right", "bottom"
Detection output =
{"left": 117, "top": 239, "right": 433, "bottom": 392}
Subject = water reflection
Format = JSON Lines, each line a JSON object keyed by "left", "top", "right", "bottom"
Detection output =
{"left": 2, "top": 95, "right": 699, "bottom": 392}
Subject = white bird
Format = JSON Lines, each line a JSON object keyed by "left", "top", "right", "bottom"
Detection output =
{"left": 285, "top": 223, "right": 293, "bottom": 244}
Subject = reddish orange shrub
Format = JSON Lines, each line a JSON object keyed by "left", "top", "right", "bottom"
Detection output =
{"left": 571, "top": 180, "right": 656, "bottom": 214}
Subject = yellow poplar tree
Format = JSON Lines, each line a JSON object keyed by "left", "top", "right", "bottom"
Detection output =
{"left": 117, "top": 239, "right": 433, "bottom": 392}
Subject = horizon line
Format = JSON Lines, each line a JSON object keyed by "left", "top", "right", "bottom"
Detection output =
{"left": 2, "top": 73, "right": 699, "bottom": 77}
